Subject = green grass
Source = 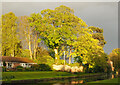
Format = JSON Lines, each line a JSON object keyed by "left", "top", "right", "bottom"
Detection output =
{"left": 88, "top": 78, "right": 120, "bottom": 83}
{"left": 2, "top": 71, "right": 102, "bottom": 81}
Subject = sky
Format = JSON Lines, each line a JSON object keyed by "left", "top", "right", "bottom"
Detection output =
{"left": 1, "top": 2, "right": 118, "bottom": 54}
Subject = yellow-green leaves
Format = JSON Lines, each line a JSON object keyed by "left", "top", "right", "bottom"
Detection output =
{"left": 2, "top": 12, "right": 18, "bottom": 57}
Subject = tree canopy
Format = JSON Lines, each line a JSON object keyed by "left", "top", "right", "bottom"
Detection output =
{"left": 1, "top": 5, "right": 108, "bottom": 70}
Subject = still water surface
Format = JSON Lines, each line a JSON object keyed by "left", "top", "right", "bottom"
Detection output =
{"left": 22, "top": 73, "right": 117, "bottom": 85}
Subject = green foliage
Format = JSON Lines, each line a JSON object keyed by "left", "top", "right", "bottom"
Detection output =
{"left": 16, "top": 65, "right": 23, "bottom": 69}
{"left": 18, "top": 15, "right": 38, "bottom": 59}
{"left": 88, "top": 26, "right": 106, "bottom": 47}
{"left": 1, "top": 6, "right": 108, "bottom": 73}
{"left": 74, "top": 56, "right": 82, "bottom": 65}
{"left": 30, "top": 64, "right": 40, "bottom": 71}
{"left": 2, "top": 12, "right": 19, "bottom": 57}
{"left": 21, "top": 49, "right": 30, "bottom": 58}
{"left": 31, "top": 64, "right": 51, "bottom": 71}
{"left": 40, "top": 5, "right": 88, "bottom": 64}
{"left": 49, "top": 49, "right": 55, "bottom": 59}
{"left": 93, "top": 53, "right": 108, "bottom": 71}
{"left": 39, "top": 64, "right": 51, "bottom": 71}
{"left": 34, "top": 47, "right": 54, "bottom": 66}
{"left": 2, "top": 66, "right": 6, "bottom": 72}
{"left": 14, "top": 41, "right": 23, "bottom": 57}
{"left": 16, "top": 66, "right": 24, "bottom": 71}
{"left": 72, "top": 30, "right": 105, "bottom": 68}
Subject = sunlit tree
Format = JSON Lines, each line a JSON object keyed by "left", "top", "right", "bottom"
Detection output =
{"left": 2, "top": 12, "right": 19, "bottom": 57}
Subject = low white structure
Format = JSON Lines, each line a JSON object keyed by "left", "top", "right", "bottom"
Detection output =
{"left": 53, "top": 64, "right": 83, "bottom": 72}
{"left": 0, "top": 56, "right": 36, "bottom": 68}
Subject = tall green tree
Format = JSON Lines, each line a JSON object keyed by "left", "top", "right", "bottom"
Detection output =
{"left": 73, "top": 28, "right": 105, "bottom": 68}
{"left": 28, "top": 13, "right": 42, "bottom": 60}
{"left": 40, "top": 5, "right": 87, "bottom": 64}
{"left": 18, "top": 16, "right": 33, "bottom": 59}
{"left": 2, "top": 12, "right": 19, "bottom": 57}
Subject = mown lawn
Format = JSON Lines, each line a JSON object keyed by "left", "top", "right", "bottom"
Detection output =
{"left": 2, "top": 71, "right": 102, "bottom": 81}
{"left": 2, "top": 71, "right": 75, "bottom": 81}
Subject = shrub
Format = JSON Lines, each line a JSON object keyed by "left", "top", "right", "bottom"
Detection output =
{"left": 39, "top": 64, "right": 51, "bottom": 71}
{"left": 31, "top": 64, "right": 52, "bottom": 71}
{"left": 25, "top": 68, "right": 31, "bottom": 71}
{"left": 31, "top": 64, "right": 40, "bottom": 71}
{"left": 2, "top": 66, "right": 6, "bottom": 72}
{"left": 16, "top": 66, "right": 24, "bottom": 71}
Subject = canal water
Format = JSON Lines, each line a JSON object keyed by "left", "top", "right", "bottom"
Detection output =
{"left": 20, "top": 73, "right": 118, "bottom": 85}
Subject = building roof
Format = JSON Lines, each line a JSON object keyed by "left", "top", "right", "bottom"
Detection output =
{"left": 0, "top": 56, "right": 35, "bottom": 63}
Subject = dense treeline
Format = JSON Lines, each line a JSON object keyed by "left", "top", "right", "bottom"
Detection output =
{"left": 1, "top": 5, "right": 118, "bottom": 73}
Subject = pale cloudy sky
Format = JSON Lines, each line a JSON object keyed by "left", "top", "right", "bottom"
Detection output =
{"left": 1, "top": 2, "right": 118, "bottom": 54}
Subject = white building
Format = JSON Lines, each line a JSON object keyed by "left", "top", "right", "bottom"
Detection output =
{"left": 0, "top": 56, "right": 36, "bottom": 68}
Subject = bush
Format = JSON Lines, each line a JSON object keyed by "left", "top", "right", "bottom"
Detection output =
{"left": 39, "top": 64, "right": 51, "bottom": 71}
{"left": 16, "top": 66, "right": 24, "bottom": 71}
{"left": 25, "top": 68, "right": 31, "bottom": 71}
{"left": 2, "top": 66, "right": 6, "bottom": 72}
{"left": 31, "top": 64, "right": 40, "bottom": 71}
{"left": 31, "top": 64, "right": 52, "bottom": 71}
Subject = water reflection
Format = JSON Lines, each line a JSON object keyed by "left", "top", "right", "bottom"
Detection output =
{"left": 71, "top": 80, "right": 83, "bottom": 84}
{"left": 36, "top": 73, "right": 117, "bottom": 85}
{"left": 112, "top": 74, "right": 114, "bottom": 79}
{"left": 5, "top": 73, "right": 117, "bottom": 85}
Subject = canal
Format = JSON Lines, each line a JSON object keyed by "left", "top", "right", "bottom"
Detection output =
{"left": 13, "top": 73, "right": 117, "bottom": 85}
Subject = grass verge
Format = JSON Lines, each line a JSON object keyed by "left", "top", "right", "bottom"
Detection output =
{"left": 2, "top": 71, "right": 103, "bottom": 81}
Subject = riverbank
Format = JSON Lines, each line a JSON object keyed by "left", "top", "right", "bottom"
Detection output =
{"left": 88, "top": 78, "right": 119, "bottom": 83}
{"left": 2, "top": 71, "right": 106, "bottom": 84}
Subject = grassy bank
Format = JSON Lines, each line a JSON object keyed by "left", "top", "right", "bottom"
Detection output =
{"left": 88, "top": 78, "right": 119, "bottom": 83}
{"left": 2, "top": 71, "right": 104, "bottom": 81}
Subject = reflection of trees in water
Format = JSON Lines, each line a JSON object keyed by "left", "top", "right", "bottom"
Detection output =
{"left": 37, "top": 74, "right": 117, "bottom": 85}
{"left": 71, "top": 80, "right": 83, "bottom": 84}
{"left": 112, "top": 74, "right": 114, "bottom": 79}
{"left": 107, "top": 73, "right": 116, "bottom": 79}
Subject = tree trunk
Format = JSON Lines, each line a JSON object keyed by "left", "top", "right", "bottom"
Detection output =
{"left": 33, "top": 41, "right": 36, "bottom": 60}
{"left": 29, "top": 35, "right": 32, "bottom": 59}
{"left": 54, "top": 48, "right": 59, "bottom": 64}
{"left": 11, "top": 47, "right": 15, "bottom": 57}
{"left": 69, "top": 47, "right": 72, "bottom": 64}
{"left": 33, "top": 33, "right": 38, "bottom": 60}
